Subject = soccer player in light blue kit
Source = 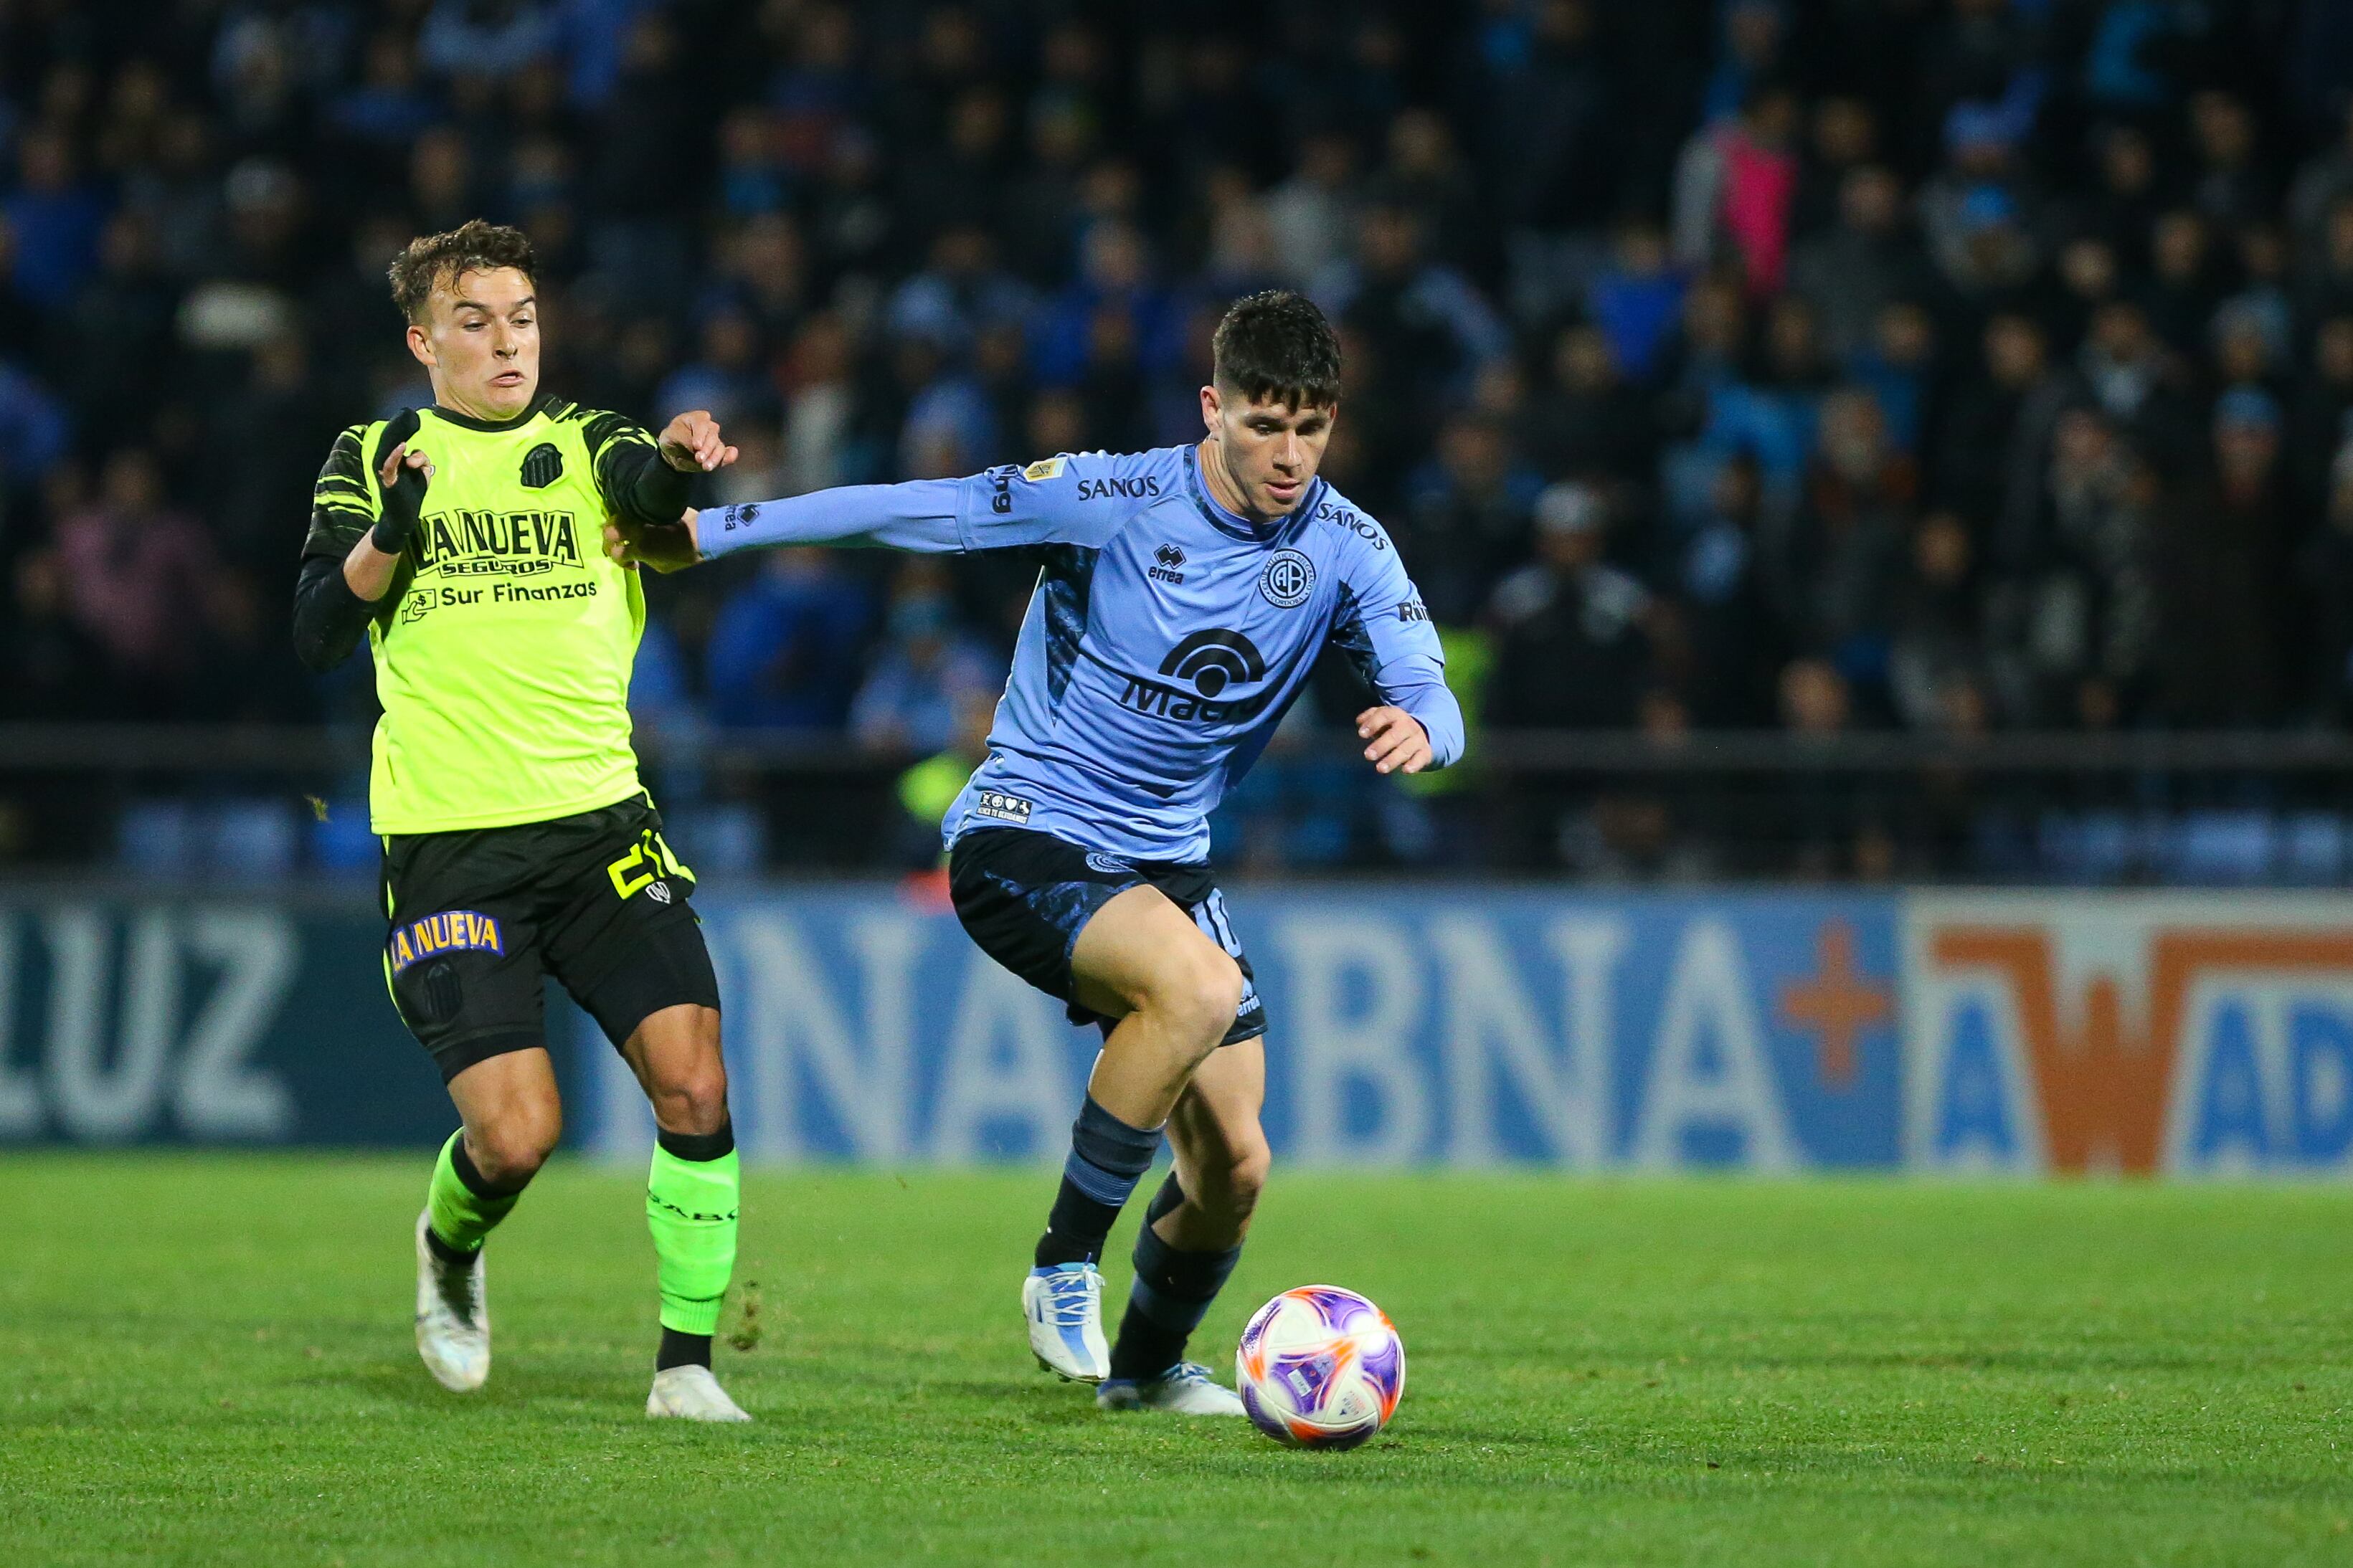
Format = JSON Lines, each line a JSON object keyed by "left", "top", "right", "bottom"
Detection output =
{"left": 606, "top": 292, "right": 1462, "bottom": 1415}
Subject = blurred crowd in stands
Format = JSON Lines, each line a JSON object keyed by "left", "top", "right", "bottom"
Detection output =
{"left": 4, "top": 0, "right": 2353, "bottom": 873}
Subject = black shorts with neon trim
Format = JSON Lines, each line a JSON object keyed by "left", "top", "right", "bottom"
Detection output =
{"left": 946, "top": 827, "right": 1266, "bottom": 1046}
{"left": 380, "top": 794, "right": 720, "bottom": 1082}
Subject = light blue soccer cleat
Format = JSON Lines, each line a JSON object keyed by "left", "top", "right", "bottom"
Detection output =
{"left": 1023, "top": 1263, "right": 1110, "bottom": 1382}
{"left": 1097, "top": 1362, "right": 1248, "bottom": 1415}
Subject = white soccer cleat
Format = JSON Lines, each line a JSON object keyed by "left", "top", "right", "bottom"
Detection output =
{"left": 413, "top": 1210, "right": 489, "bottom": 1392}
{"left": 646, "top": 1364, "right": 752, "bottom": 1422}
{"left": 1097, "top": 1362, "right": 1249, "bottom": 1416}
{"left": 1024, "top": 1263, "right": 1110, "bottom": 1382}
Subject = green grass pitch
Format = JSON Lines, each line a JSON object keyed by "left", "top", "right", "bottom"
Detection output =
{"left": 4, "top": 1156, "right": 2349, "bottom": 1566}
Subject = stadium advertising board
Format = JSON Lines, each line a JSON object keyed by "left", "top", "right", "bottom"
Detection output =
{"left": 3, "top": 888, "right": 2349, "bottom": 1177}
{"left": 580, "top": 889, "right": 1904, "bottom": 1169}
{"left": 1903, "top": 893, "right": 2353, "bottom": 1177}
{"left": 0, "top": 900, "right": 450, "bottom": 1146}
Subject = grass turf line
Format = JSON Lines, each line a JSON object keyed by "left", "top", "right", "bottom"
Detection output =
{"left": 2, "top": 1156, "right": 2349, "bottom": 1566}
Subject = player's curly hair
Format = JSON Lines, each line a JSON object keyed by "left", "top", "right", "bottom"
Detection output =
{"left": 1212, "top": 290, "right": 1343, "bottom": 410}
{"left": 387, "top": 219, "right": 537, "bottom": 321}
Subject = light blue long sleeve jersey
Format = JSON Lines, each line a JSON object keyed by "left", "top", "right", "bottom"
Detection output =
{"left": 698, "top": 443, "right": 1465, "bottom": 862}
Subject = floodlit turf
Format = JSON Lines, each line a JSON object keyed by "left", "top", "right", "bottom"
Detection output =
{"left": 3, "top": 1159, "right": 2349, "bottom": 1567}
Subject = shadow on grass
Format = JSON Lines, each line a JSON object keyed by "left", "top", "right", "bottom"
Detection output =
{"left": 337, "top": 1359, "right": 647, "bottom": 1414}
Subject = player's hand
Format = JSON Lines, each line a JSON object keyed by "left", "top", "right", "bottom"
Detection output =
{"left": 371, "top": 409, "right": 434, "bottom": 553}
{"left": 658, "top": 410, "right": 738, "bottom": 474}
{"left": 604, "top": 508, "right": 703, "bottom": 574}
{"left": 1357, "top": 706, "right": 1432, "bottom": 776}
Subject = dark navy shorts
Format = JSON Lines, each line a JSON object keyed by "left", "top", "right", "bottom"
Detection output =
{"left": 946, "top": 827, "right": 1267, "bottom": 1045}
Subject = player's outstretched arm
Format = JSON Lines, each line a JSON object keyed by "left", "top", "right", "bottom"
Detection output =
{"left": 605, "top": 452, "right": 1154, "bottom": 573}
{"left": 603, "top": 478, "right": 966, "bottom": 572}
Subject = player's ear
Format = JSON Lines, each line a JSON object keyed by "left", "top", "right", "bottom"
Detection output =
{"left": 406, "top": 320, "right": 435, "bottom": 369}
{"left": 1198, "top": 383, "right": 1221, "bottom": 434}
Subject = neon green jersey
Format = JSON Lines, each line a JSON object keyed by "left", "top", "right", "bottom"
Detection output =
{"left": 305, "top": 396, "right": 659, "bottom": 835}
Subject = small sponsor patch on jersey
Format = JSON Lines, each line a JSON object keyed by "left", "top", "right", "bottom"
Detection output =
{"left": 1022, "top": 456, "right": 1067, "bottom": 483}
{"left": 975, "top": 789, "right": 1034, "bottom": 823}
{"left": 1084, "top": 852, "right": 1135, "bottom": 875}
{"left": 646, "top": 881, "right": 673, "bottom": 904}
{"left": 519, "top": 442, "right": 563, "bottom": 488}
{"left": 389, "top": 910, "right": 504, "bottom": 974}
{"left": 1259, "top": 548, "right": 1316, "bottom": 609}
{"left": 1395, "top": 595, "right": 1429, "bottom": 623}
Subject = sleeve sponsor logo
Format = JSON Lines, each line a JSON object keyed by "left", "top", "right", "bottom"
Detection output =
{"left": 1077, "top": 475, "right": 1160, "bottom": 500}
{"left": 388, "top": 910, "right": 503, "bottom": 974}
{"left": 1395, "top": 596, "right": 1429, "bottom": 623}
{"left": 1314, "top": 500, "right": 1386, "bottom": 548}
{"left": 1023, "top": 456, "right": 1068, "bottom": 482}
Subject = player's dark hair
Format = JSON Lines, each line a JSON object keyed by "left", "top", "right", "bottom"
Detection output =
{"left": 388, "top": 219, "right": 537, "bottom": 322}
{"left": 1211, "top": 290, "right": 1342, "bottom": 411}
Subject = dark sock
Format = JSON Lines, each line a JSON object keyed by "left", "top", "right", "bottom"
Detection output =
{"left": 656, "top": 1120, "right": 735, "bottom": 1162}
{"left": 450, "top": 1134, "right": 531, "bottom": 1198}
{"left": 422, "top": 1225, "right": 478, "bottom": 1268}
{"left": 1033, "top": 1097, "right": 1162, "bottom": 1268}
{"left": 1109, "top": 1174, "right": 1243, "bottom": 1382}
{"left": 655, "top": 1327, "right": 712, "bottom": 1372}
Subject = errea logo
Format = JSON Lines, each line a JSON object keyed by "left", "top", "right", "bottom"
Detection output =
{"left": 1150, "top": 543, "right": 1186, "bottom": 584}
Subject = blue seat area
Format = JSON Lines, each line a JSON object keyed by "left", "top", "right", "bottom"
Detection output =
{"left": 120, "top": 799, "right": 299, "bottom": 881}
{"left": 2159, "top": 811, "right": 2275, "bottom": 887}
{"left": 2278, "top": 813, "right": 2346, "bottom": 885}
{"left": 661, "top": 804, "right": 766, "bottom": 880}
{"left": 2035, "top": 810, "right": 2141, "bottom": 885}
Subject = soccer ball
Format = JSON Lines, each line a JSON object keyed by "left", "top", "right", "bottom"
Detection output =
{"left": 1234, "top": 1285, "right": 1404, "bottom": 1449}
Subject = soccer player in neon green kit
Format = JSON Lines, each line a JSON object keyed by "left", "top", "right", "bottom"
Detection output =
{"left": 293, "top": 221, "right": 751, "bottom": 1420}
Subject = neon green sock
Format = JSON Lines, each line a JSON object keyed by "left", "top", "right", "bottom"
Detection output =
{"left": 648, "top": 1144, "right": 739, "bottom": 1335}
{"left": 425, "top": 1131, "right": 521, "bottom": 1253}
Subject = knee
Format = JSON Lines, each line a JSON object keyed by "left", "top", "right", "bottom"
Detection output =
{"left": 1142, "top": 949, "right": 1245, "bottom": 1053}
{"left": 651, "top": 1055, "right": 730, "bottom": 1136}
{"left": 470, "top": 1104, "right": 560, "bottom": 1187}
{"left": 1217, "top": 1143, "right": 1270, "bottom": 1221}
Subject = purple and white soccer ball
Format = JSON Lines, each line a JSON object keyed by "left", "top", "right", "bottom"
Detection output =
{"left": 1234, "top": 1285, "right": 1405, "bottom": 1450}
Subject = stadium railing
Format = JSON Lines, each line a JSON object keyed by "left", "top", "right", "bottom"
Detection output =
{"left": 0, "top": 724, "right": 2348, "bottom": 886}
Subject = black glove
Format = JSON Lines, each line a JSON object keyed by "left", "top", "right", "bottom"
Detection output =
{"left": 369, "top": 408, "right": 426, "bottom": 554}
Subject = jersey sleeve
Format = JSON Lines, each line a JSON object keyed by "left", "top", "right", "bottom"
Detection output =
{"left": 696, "top": 450, "right": 1155, "bottom": 560}
{"left": 951, "top": 451, "right": 1162, "bottom": 551}
{"left": 581, "top": 408, "right": 693, "bottom": 525}
{"left": 302, "top": 424, "right": 379, "bottom": 561}
{"left": 1328, "top": 518, "right": 1466, "bottom": 769}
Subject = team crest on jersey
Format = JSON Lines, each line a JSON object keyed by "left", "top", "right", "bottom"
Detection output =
{"left": 519, "top": 442, "right": 563, "bottom": 488}
{"left": 388, "top": 910, "right": 504, "bottom": 974}
{"left": 1023, "top": 456, "right": 1067, "bottom": 482}
{"left": 1259, "top": 548, "right": 1316, "bottom": 608}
